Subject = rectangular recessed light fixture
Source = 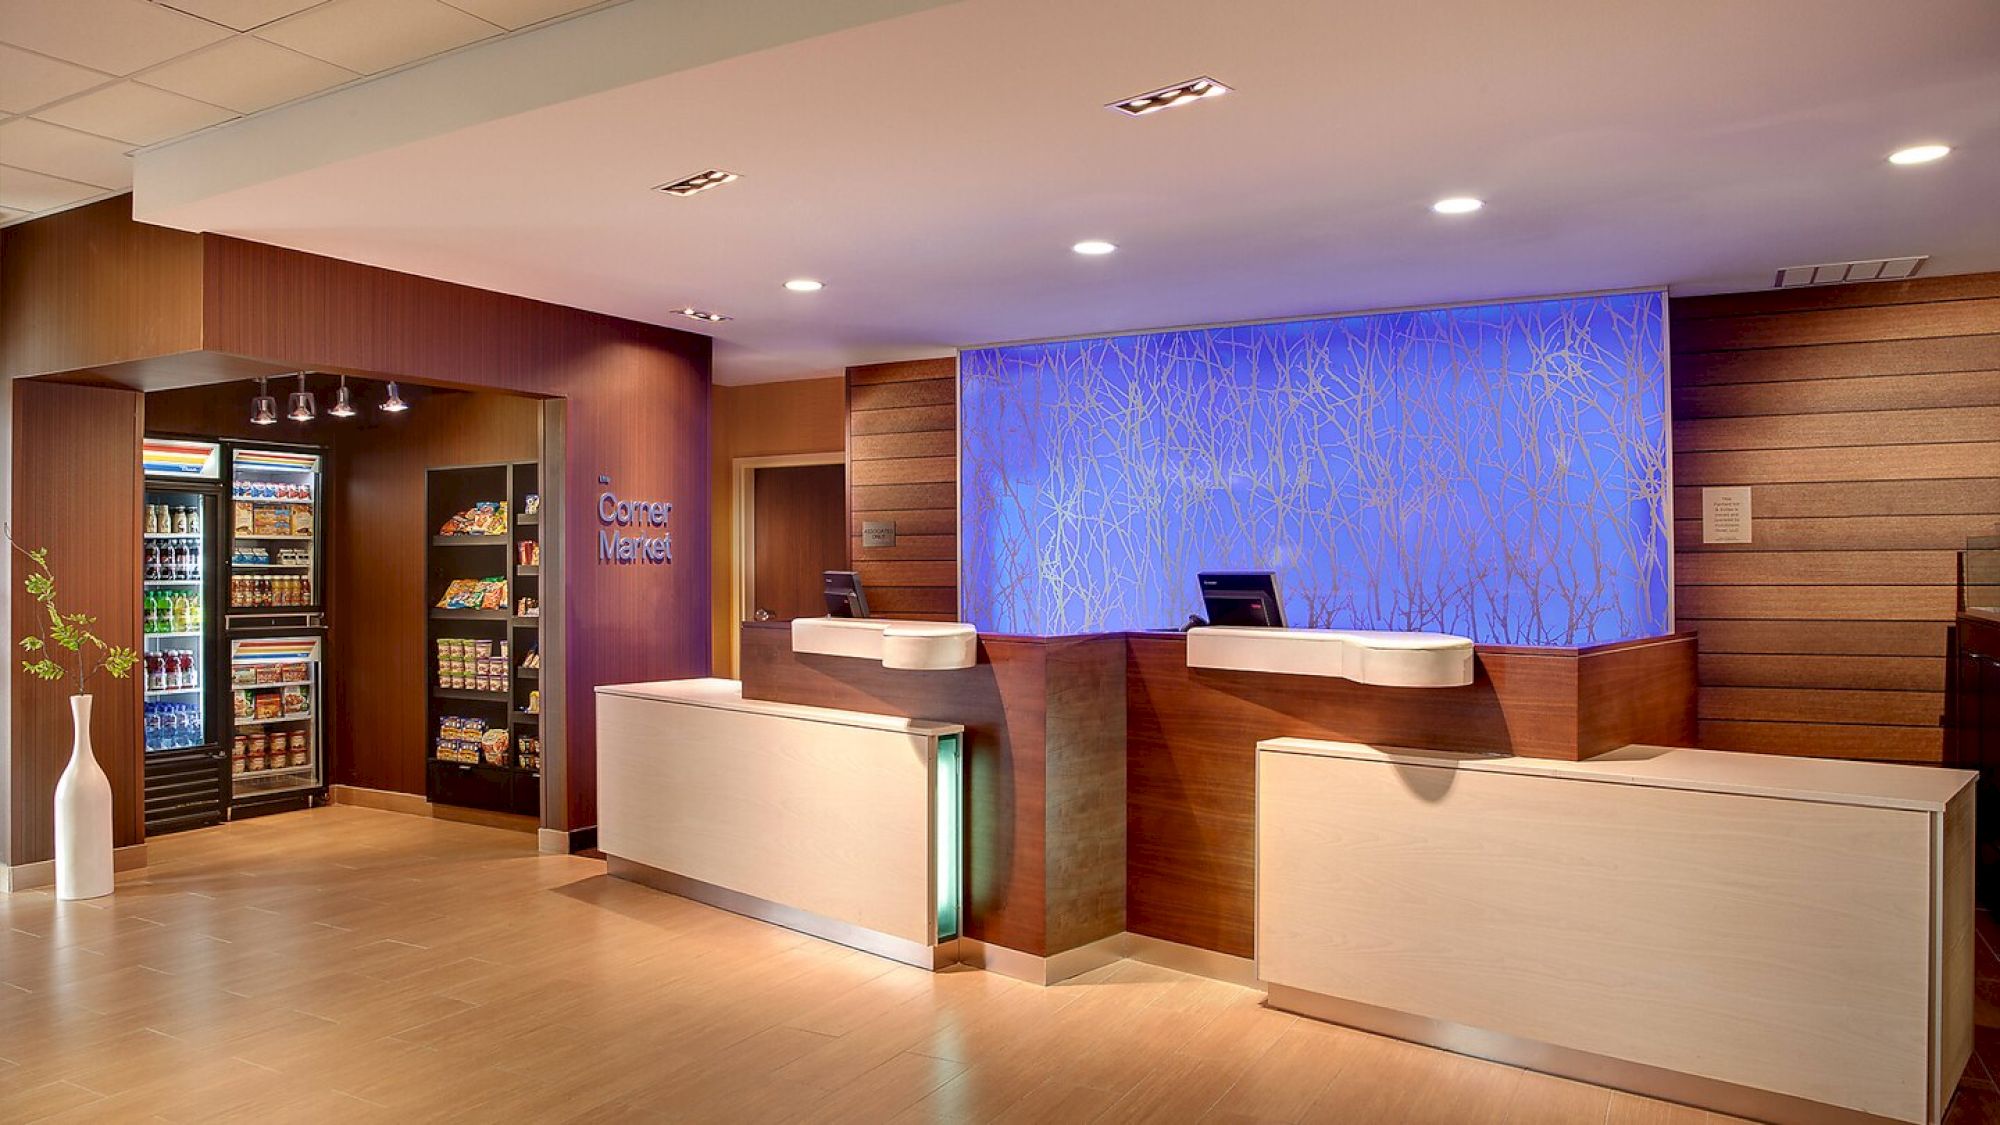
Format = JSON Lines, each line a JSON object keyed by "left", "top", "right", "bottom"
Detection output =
{"left": 674, "top": 307, "right": 731, "bottom": 323}
{"left": 654, "top": 169, "right": 741, "bottom": 196}
{"left": 1773, "top": 255, "right": 1926, "bottom": 288}
{"left": 1107, "top": 76, "right": 1230, "bottom": 116}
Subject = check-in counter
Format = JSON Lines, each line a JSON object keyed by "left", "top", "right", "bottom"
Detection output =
{"left": 1257, "top": 738, "right": 1975, "bottom": 1125}
{"left": 595, "top": 678, "right": 964, "bottom": 969}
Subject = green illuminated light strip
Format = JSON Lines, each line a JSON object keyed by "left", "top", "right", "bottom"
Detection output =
{"left": 935, "top": 733, "right": 963, "bottom": 942}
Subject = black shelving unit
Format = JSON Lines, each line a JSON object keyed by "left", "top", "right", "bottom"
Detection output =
{"left": 424, "top": 460, "right": 545, "bottom": 817}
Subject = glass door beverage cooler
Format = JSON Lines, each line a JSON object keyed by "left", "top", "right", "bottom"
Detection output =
{"left": 224, "top": 443, "right": 327, "bottom": 814}
{"left": 140, "top": 438, "right": 227, "bottom": 833}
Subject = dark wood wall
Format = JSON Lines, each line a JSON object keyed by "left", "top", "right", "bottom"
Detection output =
{"left": 6, "top": 381, "right": 145, "bottom": 866}
{"left": 1672, "top": 273, "right": 2000, "bottom": 763}
{"left": 846, "top": 357, "right": 957, "bottom": 619}
{"left": 0, "top": 197, "right": 204, "bottom": 380}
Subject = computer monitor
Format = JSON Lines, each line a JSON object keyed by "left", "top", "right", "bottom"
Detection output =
{"left": 822, "top": 570, "right": 871, "bottom": 618}
{"left": 1198, "top": 571, "right": 1286, "bottom": 628}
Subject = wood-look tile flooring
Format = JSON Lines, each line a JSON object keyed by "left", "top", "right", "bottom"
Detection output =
{"left": 0, "top": 806, "right": 1992, "bottom": 1124}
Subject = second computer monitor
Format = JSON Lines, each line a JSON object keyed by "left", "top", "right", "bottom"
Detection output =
{"left": 822, "top": 570, "right": 871, "bottom": 619}
{"left": 1198, "top": 571, "right": 1286, "bottom": 628}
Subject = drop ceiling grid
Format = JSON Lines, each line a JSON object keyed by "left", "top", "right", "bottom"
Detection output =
{"left": 0, "top": 0, "right": 616, "bottom": 222}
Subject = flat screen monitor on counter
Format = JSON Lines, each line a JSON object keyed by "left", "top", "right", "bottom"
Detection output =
{"left": 823, "top": 570, "right": 871, "bottom": 618}
{"left": 1199, "top": 571, "right": 1286, "bottom": 628}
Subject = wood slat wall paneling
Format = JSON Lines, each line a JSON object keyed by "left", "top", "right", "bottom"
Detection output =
{"left": 1671, "top": 273, "right": 2000, "bottom": 764}
{"left": 846, "top": 357, "right": 957, "bottom": 621}
{"left": 7, "top": 381, "right": 145, "bottom": 865}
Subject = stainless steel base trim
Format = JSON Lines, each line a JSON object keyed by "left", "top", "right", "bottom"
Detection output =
{"left": 1122, "top": 933, "right": 1261, "bottom": 990}
{"left": 2, "top": 843, "right": 149, "bottom": 893}
{"left": 1264, "top": 984, "right": 1915, "bottom": 1125}
{"left": 606, "top": 855, "right": 950, "bottom": 971}
{"left": 958, "top": 933, "right": 1126, "bottom": 985}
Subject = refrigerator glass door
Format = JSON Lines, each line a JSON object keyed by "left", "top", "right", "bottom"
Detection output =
{"left": 228, "top": 447, "right": 320, "bottom": 613}
{"left": 142, "top": 487, "right": 212, "bottom": 753}
{"left": 229, "top": 635, "right": 322, "bottom": 799}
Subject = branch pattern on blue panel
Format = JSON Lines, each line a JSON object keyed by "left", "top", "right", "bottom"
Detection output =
{"left": 960, "top": 292, "right": 1671, "bottom": 644}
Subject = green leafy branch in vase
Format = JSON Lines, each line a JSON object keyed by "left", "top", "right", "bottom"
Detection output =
{"left": 9, "top": 530, "right": 139, "bottom": 694}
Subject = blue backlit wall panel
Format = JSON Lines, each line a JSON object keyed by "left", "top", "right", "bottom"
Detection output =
{"left": 959, "top": 291, "right": 1671, "bottom": 644}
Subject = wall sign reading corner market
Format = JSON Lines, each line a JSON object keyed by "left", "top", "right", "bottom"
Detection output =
{"left": 597, "top": 475, "right": 673, "bottom": 565}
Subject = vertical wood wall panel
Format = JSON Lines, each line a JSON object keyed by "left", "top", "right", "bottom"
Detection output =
{"left": 847, "top": 357, "right": 957, "bottom": 620}
{"left": 7, "top": 381, "right": 144, "bottom": 864}
{"left": 1672, "top": 273, "right": 2000, "bottom": 763}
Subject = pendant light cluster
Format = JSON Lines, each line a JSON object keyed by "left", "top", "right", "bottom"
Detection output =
{"left": 251, "top": 373, "right": 409, "bottom": 425}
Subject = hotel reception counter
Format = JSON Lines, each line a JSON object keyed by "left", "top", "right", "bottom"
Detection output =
{"left": 598, "top": 622, "right": 1973, "bottom": 1124}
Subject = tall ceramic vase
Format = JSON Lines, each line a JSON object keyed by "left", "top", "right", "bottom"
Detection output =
{"left": 54, "top": 694, "right": 114, "bottom": 900}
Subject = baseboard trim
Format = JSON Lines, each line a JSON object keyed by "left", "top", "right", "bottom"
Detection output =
{"left": 330, "top": 784, "right": 537, "bottom": 835}
{"left": 1121, "top": 933, "right": 1261, "bottom": 990}
{"left": 2, "top": 843, "right": 149, "bottom": 893}
{"left": 959, "top": 933, "right": 1129, "bottom": 986}
{"left": 607, "top": 854, "right": 955, "bottom": 971}
{"left": 537, "top": 826, "right": 598, "bottom": 855}
{"left": 1264, "top": 983, "right": 1904, "bottom": 1125}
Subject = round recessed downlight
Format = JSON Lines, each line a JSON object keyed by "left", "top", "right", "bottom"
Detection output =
{"left": 1072, "top": 240, "right": 1118, "bottom": 255}
{"left": 784, "top": 278, "right": 824, "bottom": 292}
{"left": 1887, "top": 144, "right": 1951, "bottom": 165}
{"left": 1431, "top": 196, "right": 1484, "bottom": 215}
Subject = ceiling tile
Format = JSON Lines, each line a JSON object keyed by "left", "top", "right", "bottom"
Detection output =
{"left": 34, "top": 81, "right": 237, "bottom": 146}
{"left": 159, "top": 0, "right": 327, "bottom": 32}
{"left": 0, "top": 118, "right": 133, "bottom": 188}
{"left": 0, "top": 45, "right": 114, "bottom": 115}
{"left": 0, "top": 0, "right": 233, "bottom": 75}
{"left": 136, "top": 36, "right": 357, "bottom": 114}
{"left": 440, "top": 0, "right": 600, "bottom": 31}
{"left": 0, "top": 163, "right": 107, "bottom": 211}
{"left": 257, "top": 0, "right": 500, "bottom": 75}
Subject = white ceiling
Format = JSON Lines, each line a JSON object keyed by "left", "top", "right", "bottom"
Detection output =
{"left": 0, "top": 0, "right": 619, "bottom": 221}
{"left": 123, "top": 0, "right": 2000, "bottom": 384}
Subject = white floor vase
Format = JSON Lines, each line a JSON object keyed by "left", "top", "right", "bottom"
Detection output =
{"left": 54, "top": 694, "right": 114, "bottom": 900}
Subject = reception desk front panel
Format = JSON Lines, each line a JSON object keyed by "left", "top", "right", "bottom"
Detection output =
{"left": 1257, "top": 739, "right": 1974, "bottom": 1124}
{"left": 596, "top": 679, "right": 964, "bottom": 968}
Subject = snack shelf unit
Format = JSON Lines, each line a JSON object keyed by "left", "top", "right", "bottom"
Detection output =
{"left": 424, "top": 460, "right": 547, "bottom": 818}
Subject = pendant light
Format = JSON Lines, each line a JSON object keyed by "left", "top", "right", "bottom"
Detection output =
{"left": 328, "top": 375, "right": 357, "bottom": 418}
{"left": 250, "top": 378, "right": 277, "bottom": 425}
{"left": 287, "top": 372, "right": 316, "bottom": 421}
{"left": 380, "top": 381, "right": 409, "bottom": 413}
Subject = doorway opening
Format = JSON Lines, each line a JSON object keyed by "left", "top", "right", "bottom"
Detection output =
{"left": 730, "top": 453, "right": 848, "bottom": 676}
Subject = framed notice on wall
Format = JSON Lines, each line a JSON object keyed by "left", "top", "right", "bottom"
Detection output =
{"left": 1701, "top": 486, "right": 1752, "bottom": 544}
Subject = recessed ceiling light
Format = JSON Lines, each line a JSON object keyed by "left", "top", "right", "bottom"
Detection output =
{"left": 1108, "top": 76, "right": 1230, "bottom": 117}
{"left": 1072, "top": 240, "right": 1117, "bottom": 255}
{"left": 1432, "top": 196, "right": 1484, "bottom": 215}
{"left": 1887, "top": 143, "right": 1951, "bottom": 166}
{"left": 784, "top": 279, "right": 824, "bottom": 292}
{"left": 654, "top": 169, "right": 741, "bottom": 196}
{"left": 674, "top": 307, "right": 731, "bottom": 323}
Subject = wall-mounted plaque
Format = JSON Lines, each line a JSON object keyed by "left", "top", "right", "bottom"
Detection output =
{"left": 1701, "top": 486, "right": 1752, "bottom": 545}
{"left": 861, "top": 520, "right": 897, "bottom": 549}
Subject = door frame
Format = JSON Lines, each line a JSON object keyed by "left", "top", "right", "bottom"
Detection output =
{"left": 731, "top": 452, "right": 846, "bottom": 676}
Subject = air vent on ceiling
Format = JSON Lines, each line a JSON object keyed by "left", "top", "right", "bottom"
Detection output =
{"left": 1107, "top": 76, "right": 1230, "bottom": 116}
{"left": 654, "top": 169, "right": 740, "bottom": 196}
{"left": 1773, "top": 256, "right": 1926, "bottom": 288}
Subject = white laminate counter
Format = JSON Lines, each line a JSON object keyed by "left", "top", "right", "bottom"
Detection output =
{"left": 1185, "top": 626, "right": 1474, "bottom": 686}
{"left": 596, "top": 678, "right": 964, "bottom": 969}
{"left": 1257, "top": 737, "right": 1975, "bottom": 1125}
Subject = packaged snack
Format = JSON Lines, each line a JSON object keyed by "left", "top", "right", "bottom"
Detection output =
{"left": 281, "top": 661, "right": 308, "bottom": 683}
{"left": 479, "top": 578, "right": 508, "bottom": 610}
{"left": 281, "top": 686, "right": 308, "bottom": 715}
{"left": 233, "top": 500, "right": 253, "bottom": 534}
{"left": 522, "top": 494, "right": 541, "bottom": 516}
{"left": 255, "top": 692, "right": 283, "bottom": 719}
{"left": 256, "top": 663, "right": 280, "bottom": 684}
{"left": 292, "top": 505, "right": 313, "bottom": 536}
{"left": 233, "top": 691, "right": 254, "bottom": 719}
